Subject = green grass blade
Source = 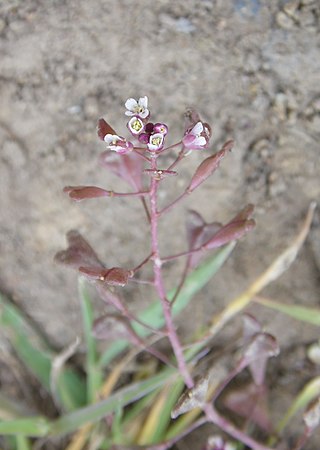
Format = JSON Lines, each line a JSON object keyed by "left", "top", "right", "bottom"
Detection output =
{"left": 78, "top": 277, "right": 102, "bottom": 403}
{"left": 100, "top": 243, "right": 236, "bottom": 367}
{"left": 142, "top": 379, "right": 185, "bottom": 444}
{"left": 276, "top": 376, "right": 320, "bottom": 434}
{"left": 0, "top": 417, "right": 49, "bottom": 437}
{"left": 255, "top": 297, "right": 320, "bottom": 326}
{"left": 16, "top": 435, "right": 32, "bottom": 450}
{"left": 0, "top": 392, "right": 31, "bottom": 420}
{"left": 49, "top": 368, "right": 176, "bottom": 437}
{"left": 0, "top": 292, "right": 86, "bottom": 410}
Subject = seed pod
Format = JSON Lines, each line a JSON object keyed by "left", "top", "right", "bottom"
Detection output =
{"left": 186, "top": 140, "right": 233, "bottom": 193}
{"left": 63, "top": 186, "right": 111, "bottom": 201}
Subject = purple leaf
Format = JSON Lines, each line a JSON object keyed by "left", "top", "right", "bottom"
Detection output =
{"left": 186, "top": 140, "right": 233, "bottom": 193}
{"left": 242, "top": 314, "right": 262, "bottom": 340}
{"left": 63, "top": 186, "right": 111, "bottom": 201}
{"left": 93, "top": 313, "right": 138, "bottom": 342}
{"left": 54, "top": 230, "right": 104, "bottom": 269}
{"left": 244, "top": 333, "right": 280, "bottom": 385}
{"left": 99, "top": 150, "right": 143, "bottom": 190}
{"left": 224, "top": 383, "right": 273, "bottom": 432}
{"left": 97, "top": 118, "right": 117, "bottom": 141}
{"left": 79, "top": 266, "right": 132, "bottom": 287}
{"left": 186, "top": 210, "right": 221, "bottom": 268}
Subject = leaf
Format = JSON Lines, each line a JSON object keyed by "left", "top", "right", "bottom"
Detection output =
{"left": 276, "top": 376, "right": 320, "bottom": 434}
{"left": 49, "top": 369, "right": 176, "bottom": 437}
{"left": 185, "top": 210, "right": 221, "bottom": 268}
{"left": 136, "top": 380, "right": 185, "bottom": 444}
{"left": 54, "top": 230, "right": 104, "bottom": 270}
{"left": 224, "top": 384, "right": 273, "bottom": 432}
{"left": 92, "top": 313, "right": 138, "bottom": 343}
{"left": 0, "top": 292, "right": 86, "bottom": 411}
{"left": 97, "top": 118, "right": 117, "bottom": 140}
{"left": 0, "top": 417, "right": 49, "bottom": 437}
{"left": 243, "top": 333, "right": 279, "bottom": 385}
{"left": 79, "top": 278, "right": 102, "bottom": 404}
{"left": 99, "top": 150, "right": 143, "bottom": 190}
{"left": 254, "top": 296, "right": 320, "bottom": 327}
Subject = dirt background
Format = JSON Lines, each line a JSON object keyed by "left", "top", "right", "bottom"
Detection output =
{"left": 0, "top": 0, "right": 320, "bottom": 449}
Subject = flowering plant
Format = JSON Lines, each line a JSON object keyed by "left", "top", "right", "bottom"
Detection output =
{"left": 0, "top": 97, "right": 317, "bottom": 450}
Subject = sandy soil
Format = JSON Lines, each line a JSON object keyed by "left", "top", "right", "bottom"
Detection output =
{"left": 0, "top": 0, "right": 320, "bottom": 448}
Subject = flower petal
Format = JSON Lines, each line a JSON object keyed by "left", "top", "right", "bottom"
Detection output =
{"left": 125, "top": 98, "right": 138, "bottom": 111}
{"left": 139, "top": 96, "right": 148, "bottom": 109}
{"left": 191, "top": 121, "right": 204, "bottom": 135}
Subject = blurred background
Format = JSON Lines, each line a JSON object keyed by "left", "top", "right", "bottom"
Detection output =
{"left": 0, "top": 0, "right": 319, "bottom": 445}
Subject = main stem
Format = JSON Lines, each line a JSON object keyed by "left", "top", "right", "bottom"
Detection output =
{"left": 149, "top": 156, "right": 194, "bottom": 388}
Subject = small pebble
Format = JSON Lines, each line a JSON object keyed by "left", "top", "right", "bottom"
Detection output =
{"left": 276, "top": 11, "right": 295, "bottom": 29}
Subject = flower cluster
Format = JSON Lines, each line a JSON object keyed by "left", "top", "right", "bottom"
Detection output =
{"left": 99, "top": 95, "right": 211, "bottom": 154}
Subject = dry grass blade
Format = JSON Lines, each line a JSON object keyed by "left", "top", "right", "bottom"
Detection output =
{"left": 208, "top": 201, "right": 316, "bottom": 338}
{"left": 50, "top": 337, "right": 80, "bottom": 409}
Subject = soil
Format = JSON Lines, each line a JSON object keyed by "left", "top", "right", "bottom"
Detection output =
{"left": 0, "top": 0, "right": 319, "bottom": 449}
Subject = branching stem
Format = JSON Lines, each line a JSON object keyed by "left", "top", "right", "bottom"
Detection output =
{"left": 149, "top": 155, "right": 194, "bottom": 388}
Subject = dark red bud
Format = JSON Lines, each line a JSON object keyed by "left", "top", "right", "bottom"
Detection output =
{"left": 97, "top": 118, "right": 117, "bottom": 141}
{"left": 186, "top": 140, "right": 234, "bottom": 193}
{"left": 63, "top": 186, "right": 111, "bottom": 201}
{"left": 79, "top": 266, "right": 132, "bottom": 287}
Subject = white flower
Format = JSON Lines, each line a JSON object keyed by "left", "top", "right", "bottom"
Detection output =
{"left": 125, "top": 96, "right": 149, "bottom": 119}
{"left": 182, "top": 121, "right": 209, "bottom": 150}
{"left": 104, "top": 134, "right": 133, "bottom": 154}
{"left": 128, "top": 116, "right": 144, "bottom": 135}
{"left": 189, "top": 122, "right": 207, "bottom": 146}
{"left": 147, "top": 133, "right": 164, "bottom": 151}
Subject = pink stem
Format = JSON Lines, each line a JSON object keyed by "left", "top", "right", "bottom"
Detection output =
{"left": 158, "top": 191, "right": 188, "bottom": 216}
{"left": 162, "top": 246, "right": 204, "bottom": 263}
{"left": 204, "top": 403, "right": 273, "bottom": 450}
{"left": 166, "top": 147, "right": 186, "bottom": 170}
{"left": 110, "top": 190, "right": 150, "bottom": 197}
{"left": 149, "top": 157, "right": 194, "bottom": 388}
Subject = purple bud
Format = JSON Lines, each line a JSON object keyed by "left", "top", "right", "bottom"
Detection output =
{"left": 153, "top": 122, "right": 168, "bottom": 135}
{"left": 138, "top": 132, "right": 150, "bottom": 144}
